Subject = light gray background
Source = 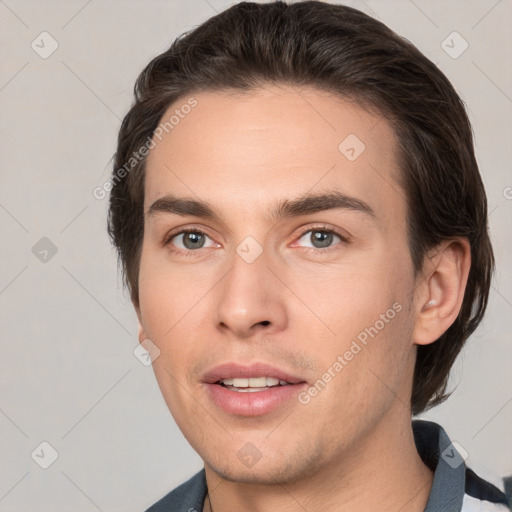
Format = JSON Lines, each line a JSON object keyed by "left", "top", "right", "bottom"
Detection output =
{"left": 0, "top": 0, "right": 511, "bottom": 510}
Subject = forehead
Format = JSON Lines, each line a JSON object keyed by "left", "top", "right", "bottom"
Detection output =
{"left": 144, "top": 85, "right": 405, "bottom": 226}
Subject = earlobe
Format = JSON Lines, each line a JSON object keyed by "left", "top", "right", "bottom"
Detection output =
{"left": 413, "top": 238, "right": 471, "bottom": 346}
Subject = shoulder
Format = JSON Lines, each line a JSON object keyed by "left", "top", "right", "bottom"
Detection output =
{"left": 143, "top": 469, "right": 207, "bottom": 512}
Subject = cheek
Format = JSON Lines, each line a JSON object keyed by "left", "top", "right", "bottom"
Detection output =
{"left": 293, "top": 245, "right": 414, "bottom": 387}
{"left": 302, "top": 300, "right": 414, "bottom": 438}
{"left": 137, "top": 244, "right": 209, "bottom": 339}
{"left": 337, "top": 269, "right": 414, "bottom": 412}
{"left": 289, "top": 257, "right": 405, "bottom": 339}
{"left": 137, "top": 254, "right": 201, "bottom": 395}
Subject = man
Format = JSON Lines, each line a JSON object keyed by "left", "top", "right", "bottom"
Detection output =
{"left": 107, "top": 1, "right": 509, "bottom": 511}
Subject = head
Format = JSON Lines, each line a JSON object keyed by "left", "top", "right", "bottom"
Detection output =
{"left": 107, "top": 1, "right": 493, "bottom": 483}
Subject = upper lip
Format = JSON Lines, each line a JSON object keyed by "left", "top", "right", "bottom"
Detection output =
{"left": 202, "top": 362, "right": 306, "bottom": 385}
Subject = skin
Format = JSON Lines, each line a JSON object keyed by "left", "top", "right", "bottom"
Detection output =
{"left": 134, "top": 84, "right": 471, "bottom": 512}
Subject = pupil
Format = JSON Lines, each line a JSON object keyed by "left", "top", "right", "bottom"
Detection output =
{"left": 184, "top": 232, "right": 204, "bottom": 249}
{"left": 312, "top": 231, "right": 332, "bottom": 248}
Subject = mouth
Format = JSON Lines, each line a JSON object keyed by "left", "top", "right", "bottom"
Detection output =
{"left": 202, "top": 363, "right": 308, "bottom": 416}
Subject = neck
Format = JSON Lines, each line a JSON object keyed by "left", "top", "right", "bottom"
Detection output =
{"left": 204, "top": 411, "right": 433, "bottom": 512}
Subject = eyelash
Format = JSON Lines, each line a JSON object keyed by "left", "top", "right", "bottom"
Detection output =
{"left": 163, "top": 223, "right": 349, "bottom": 257}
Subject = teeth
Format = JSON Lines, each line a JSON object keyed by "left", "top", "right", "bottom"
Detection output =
{"left": 220, "top": 377, "right": 285, "bottom": 388}
{"left": 249, "top": 377, "right": 268, "bottom": 387}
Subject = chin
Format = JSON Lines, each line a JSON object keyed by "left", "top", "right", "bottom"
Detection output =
{"left": 210, "top": 463, "right": 301, "bottom": 485}
{"left": 204, "top": 446, "right": 323, "bottom": 486}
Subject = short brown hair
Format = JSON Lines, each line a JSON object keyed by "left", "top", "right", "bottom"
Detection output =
{"left": 107, "top": 1, "right": 494, "bottom": 414}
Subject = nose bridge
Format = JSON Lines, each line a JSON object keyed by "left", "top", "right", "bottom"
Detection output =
{"left": 215, "top": 237, "right": 286, "bottom": 336}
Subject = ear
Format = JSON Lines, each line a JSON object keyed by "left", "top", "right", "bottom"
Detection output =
{"left": 132, "top": 299, "right": 148, "bottom": 344}
{"left": 412, "top": 238, "right": 471, "bottom": 346}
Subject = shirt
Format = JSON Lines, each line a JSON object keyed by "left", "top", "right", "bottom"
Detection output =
{"left": 144, "top": 420, "right": 510, "bottom": 512}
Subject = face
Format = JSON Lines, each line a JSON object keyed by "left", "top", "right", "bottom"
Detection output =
{"left": 136, "top": 85, "right": 419, "bottom": 484}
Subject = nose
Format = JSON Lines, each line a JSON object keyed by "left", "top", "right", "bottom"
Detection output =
{"left": 215, "top": 245, "right": 287, "bottom": 339}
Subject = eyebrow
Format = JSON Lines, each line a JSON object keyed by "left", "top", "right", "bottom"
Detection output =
{"left": 147, "top": 190, "right": 376, "bottom": 222}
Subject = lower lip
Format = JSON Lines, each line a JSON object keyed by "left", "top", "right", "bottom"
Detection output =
{"left": 204, "top": 383, "right": 307, "bottom": 416}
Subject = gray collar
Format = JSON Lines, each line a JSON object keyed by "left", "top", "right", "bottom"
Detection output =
{"left": 413, "top": 420, "right": 466, "bottom": 511}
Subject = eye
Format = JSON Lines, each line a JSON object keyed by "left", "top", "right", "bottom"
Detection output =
{"left": 167, "top": 229, "right": 218, "bottom": 251}
{"left": 294, "top": 227, "right": 347, "bottom": 250}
